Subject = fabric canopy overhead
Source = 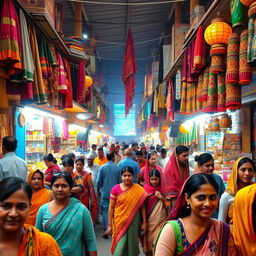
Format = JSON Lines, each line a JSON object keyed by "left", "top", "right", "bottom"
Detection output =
{"left": 122, "top": 28, "right": 137, "bottom": 116}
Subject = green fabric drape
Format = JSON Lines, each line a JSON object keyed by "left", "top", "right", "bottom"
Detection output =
{"left": 175, "top": 122, "right": 197, "bottom": 145}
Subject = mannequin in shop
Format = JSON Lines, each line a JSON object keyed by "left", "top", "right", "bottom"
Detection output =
{"left": 0, "top": 136, "right": 27, "bottom": 182}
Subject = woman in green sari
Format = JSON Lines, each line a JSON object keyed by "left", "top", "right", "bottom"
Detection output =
{"left": 36, "top": 171, "right": 97, "bottom": 256}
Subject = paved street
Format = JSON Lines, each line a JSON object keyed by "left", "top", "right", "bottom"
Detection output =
{"left": 95, "top": 218, "right": 144, "bottom": 256}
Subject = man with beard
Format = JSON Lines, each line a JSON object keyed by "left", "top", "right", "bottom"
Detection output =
{"left": 161, "top": 145, "right": 190, "bottom": 214}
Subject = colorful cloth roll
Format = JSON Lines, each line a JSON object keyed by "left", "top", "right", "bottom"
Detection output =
{"left": 202, "top": 67, "right": 209, "bottom": 102}
{"left": 210, "top": 44, "right": 227, "bottom": 56}
{"left": 239, "top": 30, "right": 252, "bottom": 85}
{"left": 211, "top": 55, "right": 226, "bottom": 74}
{"left": 205, "top": 72, "right": 217, "bottom": 112}
{"left": 226, "top": 83, "right": 241, "bottom": 110}
{"left": 197, "top": 72, "right": 204, "bottom": 102}
{"left": 247, "top": 17, "right": 256, "bottom": 63}
{"left": 231, "top": 0, "right": 245, "bottom": 28}
{"left": 226, "top": 33, "right": 239, "bottom": 84}
{"left": 217, "top": 73, "right": 226, "bottom": 112}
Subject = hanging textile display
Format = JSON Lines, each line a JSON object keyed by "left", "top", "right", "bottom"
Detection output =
{"left": 196, "top": 73, "right": 203, "bottom": 110}
{"left": 28, "top": 25, "right": 47, "bottom": 104}
{"left": 57, "top": 52, "right": 68, "bottom": 94}
{"left": 176, "top": 122, "right": 197, "bottom": 146}
{"left": 122, "top": 28, "right": 137, "bottom": 115}
{"left": 193, "top": 25, "right": 206, "bottom": 74}
{"left": 63, "top": 58, "right": 73, "bottom": 108}
{"left": 226, "top": 33, "right": 239, "bottom": 84}
{"left": 175, "top": 70, "right": 181, "bottom": 100}
{"left": 76, "top": 61, "right": 85, "bottom": 104}
{"left": 0, "top": 0, "right": 22, "bottom": 75}
{"left": 156, "top": 83, "right": 166, "bottom": 117}
{"left": 210, "top": 44, "right": 226, "bottom": 73}
{"left": 144, "top": 73, "right": 153, "bottom": 97}
{"left": 239, "top": 30, "right": 252, "bottom": 85}
{"left": 217, "top": 73, "right": 226, "bottom": 112}
{"left": 226, "top": 83, "right": 241, "bottom": 110}
{"left": 166, "top": 81, "right": 174, "bottom": 122}
{"left": 230, "top": 0, "right": 245, "bottom": 28}
{"left": 247, "top": 12, "right": 256, "bottom": 63}
{"left": 205, "top": 72, "right": 217, "bottom": 112}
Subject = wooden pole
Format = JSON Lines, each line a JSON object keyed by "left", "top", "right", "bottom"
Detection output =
{"left": 74, "top": 2, "right": 83, "bottom": 38}
{"left": 174, "top": 2, "right": 181, "bottom": 24}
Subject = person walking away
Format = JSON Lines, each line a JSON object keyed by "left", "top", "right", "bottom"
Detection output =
{"left": 136, "top": 151, "right": 146, "bottom": 170}
{"left": 97, "top": 152, "right": 120, "bottom": 238}
{"left": 118, "top": 148, "right": 140, "bottom": 183}
{"left": 94, "top": 147, "right": 108, "bottom": 166}
{"left": 233, "top": 184, "right": 256, "bottom": 255}
{"left": 43, "top": 153, "right": 61, "bottom": 187}
{"left": 195, "top": 153, "right": 225, "bottom": 218}
{"left": 162, "top": 145, "right": 190, "bottom": 213}
{"left": 89, "top": 144, "right": 98, "bottom": 159}
{"left": 156, "top": 148, "right": 168, "bottom": 170}
{"left": 139, "top": 152, "right": 163, "bottom": 186}
{"left": 218, "top": 157, "right": 255, "bottom": 231}
{"left": 106, "top": 167, "right": 148, "bottom": 255}
{"left": 143, "top": 169, "right": 167, "bottom": 256}
{"left": 25, "top": 169, "right": 52, "bottom": 226}
{"left": 74, "top": 157, "right": 98, "bottom": 223}
{"left": 114, "top": 144, "right": 122, "bottom": 164}
{"left": 36, "top": 172, "right": 97, "bottom": 256}
{"left": 0, "top": 177, "right": 62, "bottom": 255}
{"left": 131, "top": 142, "right": 139, "bottom": 160}
{"left": 0, "top": 136, "right": 27, "bottom": 182}
{"left": 155, "top": 173, "right": 237, "bottom": 256}
{"left": 103, "top": 143, "right": 109, "bottom": 156}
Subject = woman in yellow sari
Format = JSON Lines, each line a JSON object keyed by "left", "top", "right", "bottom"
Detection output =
{"left": 233, "top": 184, "right": 256, "bottom": 255}
{"left": 0, "top": 177, "right": 61, "bottom": 255}
{"left": 218, "top": 157, "right": 255, "bottom": 231}
{"left": 25, "top": 169, "right": 52, "bottom": 226}
{"left": 106, "top": 166, "right": 148, "bottom": 255}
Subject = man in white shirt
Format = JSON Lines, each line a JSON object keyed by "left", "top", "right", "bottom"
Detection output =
{"left": 89, "top": 144, "right": 97, "bottom": 159}
{"left": 156, "top": 148, "right": 168, "bottom": 170}
{"left": 0, "top": 136, "right": 28, "bottom": 181}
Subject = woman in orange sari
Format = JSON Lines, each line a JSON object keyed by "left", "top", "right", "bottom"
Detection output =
{"left": 233, "top": 184, "right": 256, "bottom": 255}
{"left": 74, "top": 157, "right": 98, "bottom": 223}
{"left": 26, "top": 169, "right": 52, "bottom": 226}
{"left": 106, "top": 166, "right": 148, "bottom": 255}
{"left": 0, "top": 177, "right": 62, "bottom": 255}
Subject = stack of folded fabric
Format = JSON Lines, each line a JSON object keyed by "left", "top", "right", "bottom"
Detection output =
{"left": 64, "top": 36, "right": 86, "bottom": 57}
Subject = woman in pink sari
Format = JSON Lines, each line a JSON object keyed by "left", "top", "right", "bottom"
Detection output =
{"left": 143, "top": 169, "right": 167, "bottom": 256}
{"left": 139, "top": 153, "right": 163, "bottom": 186}
{"left": 155, "top": 173, "right": 238, "bottom": 256}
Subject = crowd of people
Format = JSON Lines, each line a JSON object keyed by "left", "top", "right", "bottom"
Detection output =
{"left": 0, "top": 136, "right": 255, "bottom": 255}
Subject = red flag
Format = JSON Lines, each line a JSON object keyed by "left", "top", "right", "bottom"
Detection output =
{"left": 122, "top": 28, "right": 137, "bottom": 115}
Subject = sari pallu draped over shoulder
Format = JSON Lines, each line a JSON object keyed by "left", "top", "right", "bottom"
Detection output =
{"left": 233, "top": 184, "right": 256, "bottom": 255}
{"left": 17, "top": 224, "right": 62, "bottom": 256}
{"left": 111, "top": 184, "right": 148, "bottom": 254}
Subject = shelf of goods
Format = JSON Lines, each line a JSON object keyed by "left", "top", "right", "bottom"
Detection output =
{"left": 25, "top": 130, "right": 46, "bottom": 164}
{"left": 60, "top": 135, "right": 77, "bottom": 152}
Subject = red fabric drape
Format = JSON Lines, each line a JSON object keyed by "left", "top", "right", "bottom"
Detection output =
{"left": 122, "top": 28, "right": 137, "bottom": 115}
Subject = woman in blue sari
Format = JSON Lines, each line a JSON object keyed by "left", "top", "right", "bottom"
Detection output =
{"left": 36, "top": 172, "right": 97, "bottom": 256}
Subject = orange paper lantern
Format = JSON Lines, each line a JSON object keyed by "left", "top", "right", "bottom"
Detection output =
{"left": 204, "top": 19, "right": 232, "bottom": 45}
{"left": 240, "top": 0, "right": 254, "bottom": 6}
{"left": 85, "top": 76, "right": 93, "bottom": 87}
{"left": 179, "top": 124, "right": 189, "bottom": 134}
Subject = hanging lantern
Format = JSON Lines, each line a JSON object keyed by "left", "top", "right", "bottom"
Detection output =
{"left": 211, "top": 118, "right": 220, "bottom": 131}
{"left": 204, "top": 18, "right": 232, "bottom": 45}
{"left": 84, "top": 75, "right": 93, "bottom": 87}
{"left": 204, "top": 18, "right": 232, "bottom": 74}
{"left": 150, "top": 127, "right": 155, "bottom": 132}
{"left": 219, "top": 114, "right": 232, "bottom": 128}
{"left": 162, "top": 125, "right": 169, "bottom": 132}
{"left": 240, "top": 0, "right": 255, "bottom": 6}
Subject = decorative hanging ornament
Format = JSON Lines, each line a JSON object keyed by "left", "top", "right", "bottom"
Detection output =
{"left": 240, "top": 0, "right": 255, "bottom": 6}
{"left": 162, "top": 125, "right": 169, "bottom": 132}
{"left": 204, "top": 18, "right": 232, "bottom": 45}
{"left": 179, "top": 124, "right": 189, "bottom": 134}
{"left": 204, "top": 17, "right": 232, "bottom": 74}
{"left": 84, "top": 75, "right": 93, "bottom": 88}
